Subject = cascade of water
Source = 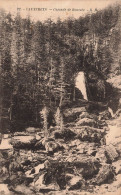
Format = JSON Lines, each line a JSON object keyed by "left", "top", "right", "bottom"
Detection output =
{"left": 108, "top": 107, "right": 114, "bottom": 118}
{"left": 75, "top": 71, "right": 88, "bottom": 100}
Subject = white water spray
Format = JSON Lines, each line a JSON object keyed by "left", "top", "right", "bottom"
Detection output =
{"left": 108, "top": 107, "right": 114, "bottom": 118}
{"left": 75, "top": 71, "right": 88, "bottom": 101}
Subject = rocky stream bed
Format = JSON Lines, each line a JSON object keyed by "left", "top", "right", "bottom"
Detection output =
{"left": 0, "top": 106, "right": 121, "bottom": 195}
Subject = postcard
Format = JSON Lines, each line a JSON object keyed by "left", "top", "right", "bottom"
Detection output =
{"left": 0, "top": 0, "right": 121, "bottom": 194}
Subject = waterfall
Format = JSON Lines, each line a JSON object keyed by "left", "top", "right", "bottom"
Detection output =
{"left": 108, "top": 107, "right": 114, "bottom": 118}
{"left": 75, "top": 71, "right": 88, "bottom": 101}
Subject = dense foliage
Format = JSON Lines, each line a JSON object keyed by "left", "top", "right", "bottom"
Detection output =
{"left": 0, "top": 4, "right": 120, "bottom": 132}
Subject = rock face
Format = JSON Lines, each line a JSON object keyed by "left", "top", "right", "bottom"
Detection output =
{"left": 87, "top": 71, "right": 106, "bottom": 102}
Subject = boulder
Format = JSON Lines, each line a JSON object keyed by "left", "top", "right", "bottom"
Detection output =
{"left": 96, "top": 145, "right": 119, "bottom": 164}
{"left": 52, "top": 128, "right": 76, "bottom": 141}
{"left": 46, "top": 155, "right": 100, "bottom": 182}
{"left": 11, "top": 135, "right": 37, "bottom": 149}
{"left": 33, "top": 183, "right": 59, "bottom": 193}
{"left": 34, "top": 173, "right": 45, "bottom": 188}
{"left": 66, "top": 174, "right": 85, "bottom": 190}
{"left": 30, "top": 173, "right": 59, "bottom": 192}
{"left": 76, "top": 118, "right": 99, "bottom": 128}
{"left": 9, "top": 171, "right": 30, "bottom": 187}
{"left": 25, "top": 163, "right": 45, "bottom": 178}
{"left": 69, "top": 140, "right": 97, "bottom": 156}
{"left": 14, "top": 132, "right": 29, "bottom": 136}
{"left": 74, "top": 126, "right": 105, "bottom": 134}
{"left": 34, "top": 139, "right": 45, "bottom": 150}
{"left": 39, "top": 184, "right": 60, "bottom": 193}
{"left": 26, "top": 127, "right": 41, "bottom": 133}
{"left": 95, "top": 147, "right": 108, "bottom": 163}
{"left": 45, "top": 141, "right": 61, "bottom": 153}
{"left": 112, "top": 160, "right": 121, "bottom": 174}
{"left": 13, "top": 185, "right": 34, "bottom": 195}
{"left": 63, "top": 107, "right": 87, "bottom": 122}
{"left": 75, "top": 126, "right": 105, "bottom": 144}
{"left": 115, "top": 108, "right": 121, "bottom": 118}
{"left": 31, "top": 173, "right": 60, "bottom": 190}
{"left": 44, "top": 160, "right": 51, "bottom": 169}
{"left": 79, "top": 112, "right": 98, "bottom": 120}
{"left": 92, "top": 164, "right": 115, "bottom": 185}
{"left": 26, "top": 155, "right": 100, "bottom": 190}
{"left": 105, "top": 144, "right": 119, "bottom": 163}
{"left": 9, "top": 160, "right": 24, "bottom": 174}
{"left": 83, "top": 143, "right": 97, "bottom": 156}
{"left": 64, "top": 107, "right": 87, "bottom": 117}
{"left": 63, "top": 107, "right": 86, "bottom": 122}
{"left": 99, "top": 110, "right": 111, "bottom": 120}
{"left": 40, "top": 137, "right": 64, "bottom": 153}
{"left": 69, "top": 139, "right": 82, "bottom": 147}
{"left": 41, "top": 137, "right": 55, "bottom": 146}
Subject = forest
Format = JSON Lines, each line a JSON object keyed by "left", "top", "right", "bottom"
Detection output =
{"left": 0, "top": 4, "right": 120, "bottom": 132}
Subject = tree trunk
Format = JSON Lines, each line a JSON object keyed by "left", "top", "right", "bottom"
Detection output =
{"left": 73, "top": 85, "right": 75, "bottom": 101}
{"left": 9, "top": 107, "right": 12, "bottom": 121}
{"left": 59, "top": 84, "right": 63, "bottom": 107}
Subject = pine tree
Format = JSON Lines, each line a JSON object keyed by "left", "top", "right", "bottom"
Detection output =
{"left": 40, "top": 106, "right": 48, "bottom": 137}
{"left": 55, "top": 107, "right": 63, "bottom": 131}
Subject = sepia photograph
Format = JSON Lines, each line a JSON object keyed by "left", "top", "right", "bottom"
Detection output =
{"left": 0, "top": 0, "right": 121, "bottom": 194}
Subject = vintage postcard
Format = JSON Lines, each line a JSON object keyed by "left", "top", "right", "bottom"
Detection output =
{"left": 0, "top": 0, "right": 121, "bottom": 194}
